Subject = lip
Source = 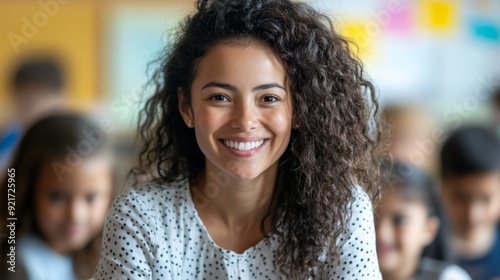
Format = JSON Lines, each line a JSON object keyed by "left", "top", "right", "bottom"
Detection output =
{"left": 376, "top": 245, "right": 394, "bottom": 256}
{"left": 218, "top": 138, "right": 269, "bottom": 157}
{"left": 62, "top": 226, "right": 83, "bottom": 238}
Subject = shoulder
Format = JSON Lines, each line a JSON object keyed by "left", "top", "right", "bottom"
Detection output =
{"left": 333, "top": 185, "right": 375, "bottom": 248}
{"left": 418, "top": 258, "right": 471, "bottom": 280}
{"left": 321, "top": 185, "right": 381, "bottom": 279}
{"left": 440, "top": 264, "right": 471, "bottom": 280}
{"left": 345, "top": 185, "right": 375, "bottom": 235}
{"left": 350, "top": 185, "right": 373, "bottom": 214}
{"left": 17, "top": 234, "right": 75, "bottom": 280}
{"left": 110, "top": 179, "right": 189, "bottom": 217}
{"left": 495, "top": 225, "right": 500, "bottom": 248}
{"left": 105, "top": 179, "right": 191, "bottom": 243}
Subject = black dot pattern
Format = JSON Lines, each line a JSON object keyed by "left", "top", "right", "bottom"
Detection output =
{"left": 94, "top": 181, "right": 381, "bottom": 279}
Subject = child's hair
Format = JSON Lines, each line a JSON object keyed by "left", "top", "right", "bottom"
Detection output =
{"left": 382, "top": 160, "right": 452, "bottom": 261}
{"left": 10, "top": 56, "right": 65, "bottom": 92}
{"left": 0, "top": 113, "right": 116, "bottom": 277}
{"left": 133, "top": 0, "right": 385, "bottom": 278}
{"left": 440, "top": 126, "right": 500, "bottom": 178}
{"left": 493, "top": 87, "right": 500, "bottom": 110}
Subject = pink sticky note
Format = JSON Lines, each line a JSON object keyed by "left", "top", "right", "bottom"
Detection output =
{"left": 386, "top": 3, "right": 412, "bottom": 34}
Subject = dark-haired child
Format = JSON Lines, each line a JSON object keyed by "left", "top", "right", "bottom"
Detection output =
{"left": 440, "top": 126, "right": 500, "bottom": 280}
{"left": 0, "top": 114, "right": 116, "bottom": 280}
{"left": 377, "top": 161, "right": 471, "bottom": 280}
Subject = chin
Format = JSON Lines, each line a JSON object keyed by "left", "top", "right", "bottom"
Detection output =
{"left": 228, "top": 171, "right": 261, "bottom": 181}
{"left": 224, "top": 164, "right": 264, "bottom": 181}
{"left": 63, "top": 237, "right": 90, "bottom": 251}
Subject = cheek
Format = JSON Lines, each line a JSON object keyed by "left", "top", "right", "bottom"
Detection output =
{"left": 394, "top": 227, "right": 409, "bottom": 247}
{"left": 267, "top": 110, "right": 292, "bottom": 140}
{"left": 35, "top": 200, "right": 64, "bottom": 241}
{"left": 398, "top": 223, "right": 429, "bottom": 253}
{"left": 195, "top": 109, "right": 225, "bottom": 142}
{"left": 88, "top": 200, "right": 110, "bottom": 229}
{"left": 195, "top": 103, "right": 229, "bottom": 127}
{"left": 36, "top": 199, "right": 62, "bottom": 226}
{"left": 486, "top": 201, "right": 500, "bottom": 219}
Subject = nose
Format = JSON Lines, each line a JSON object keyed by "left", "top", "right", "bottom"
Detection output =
{"left": 376, "top": 218, "right": 394, "bottom": 244}
{"left": 230, "top": 100, "right": 258, "bottom": 132}
{"left": 67, "top": 199, "right": 86, "bottom": 225}
{"left": 466, "top": 202, "right": 483, "bottom": 226}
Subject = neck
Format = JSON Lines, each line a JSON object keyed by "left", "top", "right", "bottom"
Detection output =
{"left": 190, "top": 164, "right": 278, "bottom": 231}
{"left": 453, "top": 225, "right": 496, "bottom": 258}
{"left": 381, "top": 257, "right": 419, "bottom": 280}
{"left": 382, "top": 266, "right": 417, "bottom": 280}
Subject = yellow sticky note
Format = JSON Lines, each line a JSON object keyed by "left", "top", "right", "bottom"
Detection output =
{"left": 420, "top": 0, "right": 458, "bottom": 32}
{"left": 339, "top": 21, "right": 373, "bottom": 61}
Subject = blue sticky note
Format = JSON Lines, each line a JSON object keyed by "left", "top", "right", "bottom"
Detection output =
{"left": 471, "top": 19, "right": 500, "bottom": 42}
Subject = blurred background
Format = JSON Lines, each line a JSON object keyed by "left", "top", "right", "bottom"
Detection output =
{"left": 0, "top": 0, "right": 499, "bottom": 171}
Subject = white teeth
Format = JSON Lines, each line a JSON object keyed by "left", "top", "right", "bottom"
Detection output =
{"left": 223, "top": 140, "right": 265, "bottom": 151}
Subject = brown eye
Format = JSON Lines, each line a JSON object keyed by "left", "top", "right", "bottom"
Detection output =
{"left": 208, "top": 94, "right": 229, "bottom": 102}
{"left": 261, "top": 95, "right": 279, "bottom": 103}
{"left": 49, "top": 192, "right": 65, "bottom": 204}
{"left": 393, "top": 215, "right": 407, "bottom": 227}
{"left": 86, "top": 194, "right": 97, "bottom": 204}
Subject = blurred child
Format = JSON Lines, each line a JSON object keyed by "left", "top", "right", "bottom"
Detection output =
{"left": 0, "top": 114, "right": 116, "bottom": 280}
{"left": 440, "top": 126, "right": 500, "bottom": 280}
{"left": 377, "top": 160, "right": 471, "bottom": 280}
{"left": 382, "top": 104, "right": 438, "bottom": 175}
{"left": 491, "top": 88, "right": 500, "bottom": 137}
{"left": 0, "top": 56, "right": 66, "bottom": 172}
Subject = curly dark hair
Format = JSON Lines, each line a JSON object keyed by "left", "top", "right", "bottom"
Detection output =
{"left": 133, "top": 0, "right": 385, "bottom": 278}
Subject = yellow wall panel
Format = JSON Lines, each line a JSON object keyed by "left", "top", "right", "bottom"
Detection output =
{"left": 0, "top": 0, "right": 98, "bottom": 122}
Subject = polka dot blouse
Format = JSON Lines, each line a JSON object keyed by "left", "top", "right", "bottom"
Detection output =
{"left": 94, "top": 180, "right": 381, "bottom": 279}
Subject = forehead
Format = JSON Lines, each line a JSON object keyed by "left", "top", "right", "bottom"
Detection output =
{"left": 444, "top": 172, "right": 500, "bottom": 195}
{"left": 193, "top": 40, "right": 287, "bottom": 86}
{"left": 37, "top": 156, "right": 112, "bottom": 191}
{"left": 378, "top": 190, "right": 428, "bottom": 214}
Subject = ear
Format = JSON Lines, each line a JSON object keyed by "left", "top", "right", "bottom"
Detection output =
{"left": 422, "top": 216, "right": 440, "bottom": 246}
{"left": 178, "top": 88, "right": 194, "bottom": 128}
{"left": 292, "top": 114, "right": 300, "bottom": 130}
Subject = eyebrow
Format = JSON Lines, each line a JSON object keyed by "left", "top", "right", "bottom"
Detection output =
{"left": 201, "top": 82, "right": 286, "bottom": 92}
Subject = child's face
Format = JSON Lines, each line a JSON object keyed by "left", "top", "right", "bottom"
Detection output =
{"left": 442, "top": 172, "right": 500, "bottom": 239}
{"left": 35, "top": 156, "right": 113, "bottom": 254}
{"left": 376, "top": 191, "right": 438, "bottom": 277}
{"left": 179, "top": 40, "right": 293, "bottom": 181}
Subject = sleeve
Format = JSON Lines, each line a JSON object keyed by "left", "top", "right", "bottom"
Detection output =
{"left": 94, "top": 188, "right": 161, "bottom": 280}
{"left": 321, "top": 187, "right": 382, "bottom": 280}
{"left": 439, "top": 265, "right": 472, "bottom": 280}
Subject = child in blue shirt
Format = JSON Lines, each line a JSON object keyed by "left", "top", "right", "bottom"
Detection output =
{"left": 440, "top": 126, "right": 500, "bottom": 280}
{"left": 0, "top": 114, "right": 116, "bottom": 280}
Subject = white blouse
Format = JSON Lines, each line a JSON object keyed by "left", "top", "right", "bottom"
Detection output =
{"left": 94, "top": 180, "right": 381, "bottom": 279}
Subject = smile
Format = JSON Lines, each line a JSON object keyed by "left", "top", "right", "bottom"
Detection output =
{"left": 223, "top": 139, "right": 265, "bottom": 151}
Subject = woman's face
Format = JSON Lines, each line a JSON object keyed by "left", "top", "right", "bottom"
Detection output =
{"left": 180, "top": 40, "right": 293, "bottom": 181}
{"left": 35, "top": 156, "right": 113, "bottom": 254}
{"left": 376, "top": 191, "right": 438, "bottom": 278}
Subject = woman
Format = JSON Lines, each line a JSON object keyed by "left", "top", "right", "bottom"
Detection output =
{"left": 95, "top": 0, "right": 384, "bottom": 279}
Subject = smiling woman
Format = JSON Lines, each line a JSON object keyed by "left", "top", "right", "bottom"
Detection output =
{"left": 95, "top": 0, "right": 386, "bottom": 279}
{"left": 180, "top": 41, "right": 293, "bottom": 183}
